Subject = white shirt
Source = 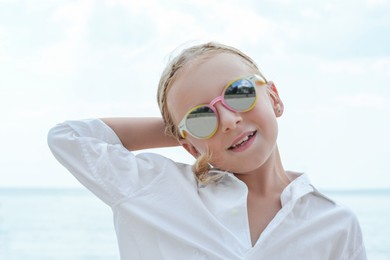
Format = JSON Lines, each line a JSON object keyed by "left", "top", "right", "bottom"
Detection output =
{"left": 48, "top": 119, "right": 366, "bottom": 260}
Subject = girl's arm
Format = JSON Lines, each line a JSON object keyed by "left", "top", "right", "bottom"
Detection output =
{"left": 101, "top": 117, "right": 179, "bottom": 151}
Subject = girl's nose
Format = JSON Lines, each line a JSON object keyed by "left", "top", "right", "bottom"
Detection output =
{"left": 215, "top": 103, "right": 242, "bottom": 133}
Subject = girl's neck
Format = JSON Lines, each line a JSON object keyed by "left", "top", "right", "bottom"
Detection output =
{"left": 234, "top": 145, "right": 290, "bottom": 196}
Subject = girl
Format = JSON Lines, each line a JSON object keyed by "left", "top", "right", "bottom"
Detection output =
{"left": 48, "top": 42, "right": 366, "bottom": 259}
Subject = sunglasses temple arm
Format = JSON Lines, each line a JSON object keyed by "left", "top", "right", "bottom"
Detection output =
{"left": 178, "top": 121, "right": 186, "bottom": 138}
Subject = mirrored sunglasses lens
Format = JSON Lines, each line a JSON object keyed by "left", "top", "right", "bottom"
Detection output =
{"left": 224, "top": 79, "right": 256, "bottom": 111}
{"left": 186, "top": 106, "right": 217, "bottom": 138}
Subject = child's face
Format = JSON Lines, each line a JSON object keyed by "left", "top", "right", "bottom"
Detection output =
{"left": 167, "top": 53, "right": 282, "bottom": 175}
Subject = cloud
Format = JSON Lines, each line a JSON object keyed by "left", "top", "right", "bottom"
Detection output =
{"left": 335, "top": 93, "right": 390, "bottom": 109}
{"left": 366, "top": 0, "right": 388, "bottom": 7}
{"left": 253, "top": 0, "right": 390, "bottom": 59}
{"left": 318, "top": 57, "right": 390, "bottom": 76}
{"left": 33, "top": 1, "right": 94, "bottom": 76}
{"left": 99, "top": 0, "right": 276, "bottom": 51}
{"left": 0, "top": 1, "right": 96, "bottom": 79}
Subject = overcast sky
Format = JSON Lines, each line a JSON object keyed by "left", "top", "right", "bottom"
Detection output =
{"left": 0, "top": 0, "right": 389, "bottom": 189}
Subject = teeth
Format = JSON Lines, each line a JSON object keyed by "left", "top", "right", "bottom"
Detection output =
{"left": 230, "top": 132, "right": 255, "bottom": 148}
{"left": 234, "top": 136, "right": 249, "bottom": 147}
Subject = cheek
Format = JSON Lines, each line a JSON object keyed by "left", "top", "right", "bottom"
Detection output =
{"left": 248, "top": 98, "right": 279, "bottom": 135}
{"left": 248, "top": 98, "right": 273, "bottom": 122}
{"left": 188, "top": 138, "right": 208, "bottom": 154}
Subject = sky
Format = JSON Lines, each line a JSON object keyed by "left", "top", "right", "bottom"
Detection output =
{"left": 0, "top": 0, "right": 389, "bottom": 190}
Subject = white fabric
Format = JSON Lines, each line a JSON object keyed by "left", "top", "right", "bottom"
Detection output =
{"left": 48, "top": 119, "right": 366, "bottom": 260}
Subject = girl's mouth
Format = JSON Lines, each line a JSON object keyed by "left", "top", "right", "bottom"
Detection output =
{"left": 228, "top": 131, "right": 257, "bottom": 150}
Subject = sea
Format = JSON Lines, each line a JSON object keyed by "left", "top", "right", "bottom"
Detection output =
{"left": 0, "top": 188, "right": 389, "bottom": 260}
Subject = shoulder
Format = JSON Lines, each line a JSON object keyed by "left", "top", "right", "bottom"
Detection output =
{"left": 301, "top": 186, "right": 361, "bottom": 226}
{"left": 100, "top": 151, "right": 197, "bottom": 196}
{"left": 284, "top": 173, "right": 363, "bottom": 236}
{"left": 288, "top": 184, "right": 366, "bottom": 259}
{"left": 272, "top": 172, "right": 366, "bottom": 259}
{"left": 312, "top": 188, "right": 358, "bottom": 219}
{"left": 134, "top": 152, "right": 195, "bottom": 183}
{"left": 285, "top": 172, "right": 360, "bottom": 223}
{"left": 305, "top": 188, "right": 365, "bottom": 249}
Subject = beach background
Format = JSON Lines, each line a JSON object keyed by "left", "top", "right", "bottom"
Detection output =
{"left": 0, "top": 0, "right": 389, "bottom": 259}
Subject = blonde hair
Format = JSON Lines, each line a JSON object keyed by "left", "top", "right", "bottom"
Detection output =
{"left": 157, "top": 42, "right": 265, "bottom": 184}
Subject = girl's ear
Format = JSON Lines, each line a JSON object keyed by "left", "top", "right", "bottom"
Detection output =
{"left": 180, "top": 139, "right": 200, "bottom": 158}
{"left": 268, "top": 81, "right": 284, "bottom": 117}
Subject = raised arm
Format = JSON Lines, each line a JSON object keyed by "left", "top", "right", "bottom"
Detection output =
{"left": 101, "top": 117, "right": 179, "bottom": 151}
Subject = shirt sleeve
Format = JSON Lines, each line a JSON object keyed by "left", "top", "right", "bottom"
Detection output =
{"left": 47, "top": 118, "right": 170, "bottom": 207}
{"left": 347, "top": 214, "right": 367, "bottom": 260}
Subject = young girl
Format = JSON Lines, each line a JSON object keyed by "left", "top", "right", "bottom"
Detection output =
{"left": 48, "top": 42, "right": 366, "bottom": 259}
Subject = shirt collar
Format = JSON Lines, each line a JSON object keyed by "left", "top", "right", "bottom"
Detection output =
{"left": 280, "top": 172, "right": 314, "bottom": 207}
{"left": 199, "top": 170, "right": 316, "bottom": 207}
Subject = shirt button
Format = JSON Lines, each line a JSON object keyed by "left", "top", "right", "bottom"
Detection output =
{"left": 193, "top": 249, "right": 206, "bottom": 259}
{"left": 231, "top": 208, "right": 239, "bottom": 215}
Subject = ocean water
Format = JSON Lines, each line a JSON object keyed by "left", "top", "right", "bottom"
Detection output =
{"left": 0, "top": 188, "right": 389, "bottom": 260}
{"left": 0, "top": 189, "right": 119, "bottom": 260}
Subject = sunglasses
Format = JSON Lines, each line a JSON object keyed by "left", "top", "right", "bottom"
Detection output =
{"left": 178, "top": 74, "right": 268, "bottom": 139}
